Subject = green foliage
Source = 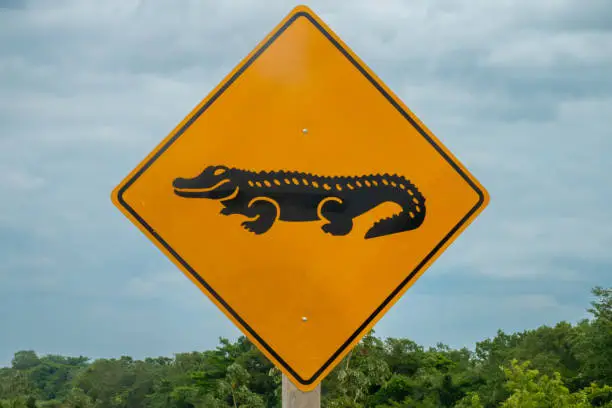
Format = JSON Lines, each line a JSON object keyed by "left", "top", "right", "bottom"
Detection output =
{"left": 11, "top": 351, "right": 40, "bottom": 371}
{"left": 454, "top": 392, "right": 484, "bottom": 408}
{"left": 573, "top": 287, "right": 612, "bottom": 389}
{"left": 500, "top": 359, "right": 590, "bottom": 407}
{"left": 0, "top": 286, "right": 609, "bottom": 407}
{"left": 325, "top": 332, "right": 392, "bottom": 406}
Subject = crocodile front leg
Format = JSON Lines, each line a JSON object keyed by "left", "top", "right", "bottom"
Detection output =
{"left": 241, "top": 197, "right": 279, "bottom": 235}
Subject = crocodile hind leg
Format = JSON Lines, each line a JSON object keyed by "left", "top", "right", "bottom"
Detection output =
{"left": 318, "top": 197, "right": 353, "bottom": 236}
{"left": 241, "top": 197, "right": 279, "bottom": 235}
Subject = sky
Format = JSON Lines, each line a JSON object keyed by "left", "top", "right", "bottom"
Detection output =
{"left": 1, "top": 0, "right": 611, "bottom": 367}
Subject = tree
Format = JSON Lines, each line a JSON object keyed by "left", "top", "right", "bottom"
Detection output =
{"left": 499, "top": 359, "right": 589, "bottom": 407}
{"left": 573, "top": 287, "right": 612, "bottom": 387}
{"left": 454, "top": 392, "right": 484, "bottom": 408}
{"left": 326, "top": 332, "right": 391, "bottom": 406}
{"left": 0, "top": 286, "right": 609, "bottom": 408}
{"left": 214, "top": 362, "right": 265, "bottom": 408}
{"left": 11, "top": 352, "right": 40, "bottom": 371}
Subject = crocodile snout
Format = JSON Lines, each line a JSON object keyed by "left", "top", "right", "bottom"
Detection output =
{"left": 172, "top": 177, "right": 189, "bottom": 189}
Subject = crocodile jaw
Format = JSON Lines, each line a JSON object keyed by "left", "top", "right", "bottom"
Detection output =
{"left": 173, "top": 178, "right": 236, "bottom": 199}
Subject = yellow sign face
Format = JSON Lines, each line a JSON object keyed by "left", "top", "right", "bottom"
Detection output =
{"left": 111, "top": 5, "right": 489, "bottom": 391}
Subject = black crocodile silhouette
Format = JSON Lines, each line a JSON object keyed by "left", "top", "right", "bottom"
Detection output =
{"left": 172, "top": 165, "right": 426, "bottom": 239}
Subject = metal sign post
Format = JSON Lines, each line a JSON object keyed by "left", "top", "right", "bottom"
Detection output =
{"left": 282, "top": 375, "right": 320, "bottom": 408}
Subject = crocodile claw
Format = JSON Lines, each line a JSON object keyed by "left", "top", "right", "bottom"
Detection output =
{"left": 241, "top": 221, "right": 256, "bottom": 233}
{"left": 241, "top": 220, "right": 267, "bottom": 235}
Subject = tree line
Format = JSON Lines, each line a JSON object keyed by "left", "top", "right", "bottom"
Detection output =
{"left": 1, "top": 286, "right": 610, "bottom": 407}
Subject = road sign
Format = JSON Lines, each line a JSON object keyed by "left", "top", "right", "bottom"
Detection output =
{"left": 111, "top": 4, "right": 489, "bottom": 391}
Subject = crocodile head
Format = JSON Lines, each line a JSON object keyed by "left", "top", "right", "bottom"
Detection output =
{"left": 172, "top": 165, "right": 238, "bottom": 200}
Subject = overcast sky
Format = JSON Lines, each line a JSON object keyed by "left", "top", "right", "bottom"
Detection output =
{"left": 1, "top": 0, "right": 611, "bottom": 366}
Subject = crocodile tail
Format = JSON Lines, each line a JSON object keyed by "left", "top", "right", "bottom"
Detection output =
{"left": 364, "top": 207, "right": 426, "bottom": 239}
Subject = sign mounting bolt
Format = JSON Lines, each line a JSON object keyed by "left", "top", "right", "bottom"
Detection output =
{"left": 302, "top": 128, "right": 308, "bottom": 135}
{"left": 302, "top": 316, "right": 308, "bottom": 322}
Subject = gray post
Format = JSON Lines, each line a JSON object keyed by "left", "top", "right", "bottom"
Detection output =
{"left": 282, "top": 374, "right": 321, "bottom": 408}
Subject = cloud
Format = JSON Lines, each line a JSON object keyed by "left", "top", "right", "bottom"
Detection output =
{"left": 0, "top": 169, "right": 44, "bottom": 191}
{"left": 0, "top": 0, "right": 610, "bottom": 366}
{"left": 122, "top": 270, "right": 191, "bottom": 301}
{"left": 376, "top": 287, "right": 590, "bottom": 350}
{"left": 0, "top": 0, "right": 24, "bottom": 10}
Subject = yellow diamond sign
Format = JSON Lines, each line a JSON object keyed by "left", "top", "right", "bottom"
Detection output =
{"left": 111, "top": 5, "right": 489, "bottom": 391}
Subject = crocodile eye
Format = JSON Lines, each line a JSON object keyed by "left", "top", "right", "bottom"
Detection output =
{"left": 213, "top": 167, "right": 227, "bottom": 176}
